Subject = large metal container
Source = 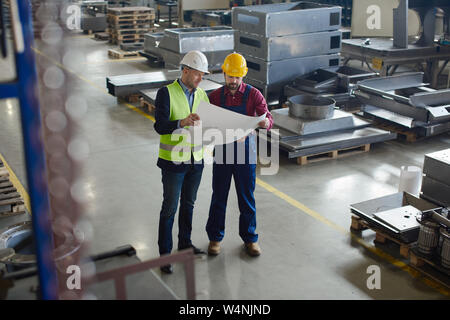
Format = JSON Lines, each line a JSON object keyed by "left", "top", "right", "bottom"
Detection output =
{"left": 423, "top": 148, "right": 450, "bottom": 186}
{"left": 421, "top": 175, "right": 450, "bottom": 207}
{"left": 232, "top": 2, "right": 341, "bottom": 37}
{"left": 287, "top": 95, "right": 335, "bottom": 119}
{"left": 245, "top": 53, "right": 340, "bottom": 87}
{"left": 158, "top": 26, "right": 234, "bottom": 53}
{"left": 234, "top": 30, "right": 341, "bottom": 61}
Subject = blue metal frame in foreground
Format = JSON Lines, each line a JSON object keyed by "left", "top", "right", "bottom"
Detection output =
{"left": 0, "top": 0, "right": 58, "bottom": 299}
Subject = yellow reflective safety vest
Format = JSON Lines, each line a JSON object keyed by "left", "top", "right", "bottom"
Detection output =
{"left": 159, "top": 80, "right": 209, "bottom": 163}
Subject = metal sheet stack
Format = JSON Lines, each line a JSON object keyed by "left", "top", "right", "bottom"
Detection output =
{"left": 107, "top": 6, "right": 155, "bottom": 46}
{"left": 421, "top": 148, "right": 450, "bottom": 207}
{"left": 142, "top": 26, "right": 234, "bottom": 71}
{"left": 232, "top": 2, "right": 342, "bottom": 99}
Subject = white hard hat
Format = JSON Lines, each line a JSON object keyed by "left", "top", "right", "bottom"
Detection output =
{"left": 180, "top": 50, "right": 209, "bottom": 74}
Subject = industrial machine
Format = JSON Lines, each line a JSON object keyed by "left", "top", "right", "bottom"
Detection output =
{"left": 341, "top": 0, "right": 450, "bottom": 88}
{"left": 355, "top": 72, "right": 450, "bottom": 137}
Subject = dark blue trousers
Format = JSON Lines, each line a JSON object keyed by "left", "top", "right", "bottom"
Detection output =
{"left": 206, "top": 162, "right": 258, "bottom": 243}
{"left": 158, "top": 166, "right": 203, "bottom": 255}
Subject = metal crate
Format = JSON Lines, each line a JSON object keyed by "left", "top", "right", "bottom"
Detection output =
{"left": 245, "top": 53, "right": 340, "bottom": 86}
{"left": 232, "top": 1, "right": 341, "bottom": 37}
{"left": 235, "top": 30, "right": 341, "bottom": 61}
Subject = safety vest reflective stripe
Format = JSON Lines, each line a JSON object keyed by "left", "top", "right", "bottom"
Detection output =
{"left": 159, "top": 142, "right": 202, "bottom": 153}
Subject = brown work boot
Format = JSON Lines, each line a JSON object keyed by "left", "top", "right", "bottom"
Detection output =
{"left": 208, "top": 241, "right": 221, "bottom": 255}
{"left": 245, "top": 242, "right": 261, "bottom": 257}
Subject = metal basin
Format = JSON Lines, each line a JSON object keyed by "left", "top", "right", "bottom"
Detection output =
{"left": 287, "top": 95, "right": 335, "bottom": 120}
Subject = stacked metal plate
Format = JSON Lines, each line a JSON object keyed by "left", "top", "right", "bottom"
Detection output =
{"left": 355, "top": 72, "right": 450, "bottom": 137}
{"left": 232, "top": 2, "right": 342, "bottom": 99}
{"left": 421, "top": 149, "right": 450, "bottom": 207}
{"left": 267, "top": 108, "right": 396, "bottom": 158}
{"left": 141, "top": 26, "right": 234, "bottom": 71}
{"left": 106, "top": 70, "right": 224, "bottom": 98}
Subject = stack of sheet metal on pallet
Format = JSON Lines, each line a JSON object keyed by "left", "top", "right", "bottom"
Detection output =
{"left": 142, "top": 26, "right": 234, "bottom": 71}
{"left": 232, "top": 1, "right": 342, "bottom": 100}
{"left": 421, "top": 148, "right": 450, "bottom": 208}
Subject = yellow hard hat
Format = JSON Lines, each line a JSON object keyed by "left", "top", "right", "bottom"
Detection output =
{"left": 221, "top": 53, "right": 248, "bottom": 77}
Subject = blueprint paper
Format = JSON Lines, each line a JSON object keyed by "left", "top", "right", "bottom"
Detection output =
{"left": 188, "top": 100, "right": 266, "bottom": 145}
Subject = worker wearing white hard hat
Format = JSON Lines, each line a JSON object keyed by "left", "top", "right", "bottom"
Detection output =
{"left": 153, "top": 50, "right": 210, "bottom": 274}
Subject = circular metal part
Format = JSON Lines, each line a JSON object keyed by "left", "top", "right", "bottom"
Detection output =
{"left": 416, "top": 215, "right": 440, "bottom": 256}
{"left": 439, "top": 227, "right": 450, "bottom": 269}
{"left": 287, "top": 95, "right": 335, "bottom": 120}
{"left": 0, "top": 221, "right": 81, "bottom": 266}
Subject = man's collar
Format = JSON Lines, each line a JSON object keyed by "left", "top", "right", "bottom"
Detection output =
{"left": 178, "top": 79, "right": 196, "bottom": 94}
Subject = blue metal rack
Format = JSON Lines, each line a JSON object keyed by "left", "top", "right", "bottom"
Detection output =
{"left": 0, "top": 0, "right": 58, "bottom": 299}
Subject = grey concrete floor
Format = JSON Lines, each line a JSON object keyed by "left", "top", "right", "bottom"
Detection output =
{"left": 0, "top": 32, "right": 449, "bottom": 300}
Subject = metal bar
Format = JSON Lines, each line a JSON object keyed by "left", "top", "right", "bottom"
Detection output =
{"left": 87, "top": 249, "right": 196, "bottom": 299}
{"left": 12, "top": 0, "right": 58, "bottom": 299}
{"left": 0, "top": 82, "right": 19, "bottom": 99}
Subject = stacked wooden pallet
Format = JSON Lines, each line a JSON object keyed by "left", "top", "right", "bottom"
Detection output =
{"left": 107, "top": 7, "right": 155, "bottom": 46}
{"left": 0, "top": 160, "right": 26, "bottom": 218}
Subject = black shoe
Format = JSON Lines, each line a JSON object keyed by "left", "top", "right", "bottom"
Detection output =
{"left": 178, "top": 244, "right": 206, "bottom": 255}
{"left": 160, "top": 264, "right": 173, "bottom": 274}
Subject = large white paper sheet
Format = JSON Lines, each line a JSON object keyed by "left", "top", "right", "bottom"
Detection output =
{"left": 188, "top": 101, "right": 266, "bottom": 145}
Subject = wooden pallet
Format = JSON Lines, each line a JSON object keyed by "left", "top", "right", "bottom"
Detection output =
{"left": 0, "top": 165, "right": 26, "bottom": 218}
{"left": 108, "top": 49, "right": 139, "bottom": 59}
{"left": 111, "top": 33, "right": 145, "bottom": 41}
{"left": 110, "top": 28, "right": 150, "bottom": 36}
{"left": 110, "top": 38, "right": 145, "bottom": 45}
{"left": 107, "top": 13, "right": 155, "bottom": 22}
{"left": 107, "top": 7, "right": 155, "bottom": 16}
{"left": 367, "top": 119, "right": 421, "bottom": 143}
{"left": 296, "top": 144, "right": 371, "bottom": 166}
{"left": 350, "top": 215, "right": 412, "bottom": 258}
{"left": 94, "top": 32, "right": 110, "bottom": 40}
{"left": 140, "top": 98, "right": 155, "bottom": 113}
{"left": 119, "top": 93, "right": 141, "bottom": 103}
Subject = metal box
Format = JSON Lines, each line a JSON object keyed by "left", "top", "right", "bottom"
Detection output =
{"left": 158, "top": 26, "right": 234, "bottom": 53}
{"left": 232, "top": 2, "right": 341, "bottom": 37}
{"left": 235, "top": 30, "right": 341, "bottom": 61}
{"left": 423, "top": 148, "right": 450, "bottom": 186}
{"left": 245, "top": 53, "right": 340, "bottom": 86}
{"left": 421, "top": 176, "right": 450, "bottom": 207}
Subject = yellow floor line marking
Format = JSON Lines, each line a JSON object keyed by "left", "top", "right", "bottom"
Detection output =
{"left": 0, "top": 153, "right": 31, "bottom": 213}
{"left": 34, "top": 42, "right": 449, "bottom": 297}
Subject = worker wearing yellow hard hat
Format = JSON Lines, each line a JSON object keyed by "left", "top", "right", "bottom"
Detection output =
{"left": 205, "top": 52, "right": 273, "bottom": 257}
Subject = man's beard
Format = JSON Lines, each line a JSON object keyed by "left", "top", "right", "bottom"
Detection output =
{"left": 226, "top": 83, "right": 239, "bottom": 90}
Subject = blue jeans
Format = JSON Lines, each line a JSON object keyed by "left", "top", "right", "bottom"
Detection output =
{"left": 206, "top": 162, "right": 258, "bottom": 244}
{"left": 158, "top": 166, "right": 203, "bottom": 255}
